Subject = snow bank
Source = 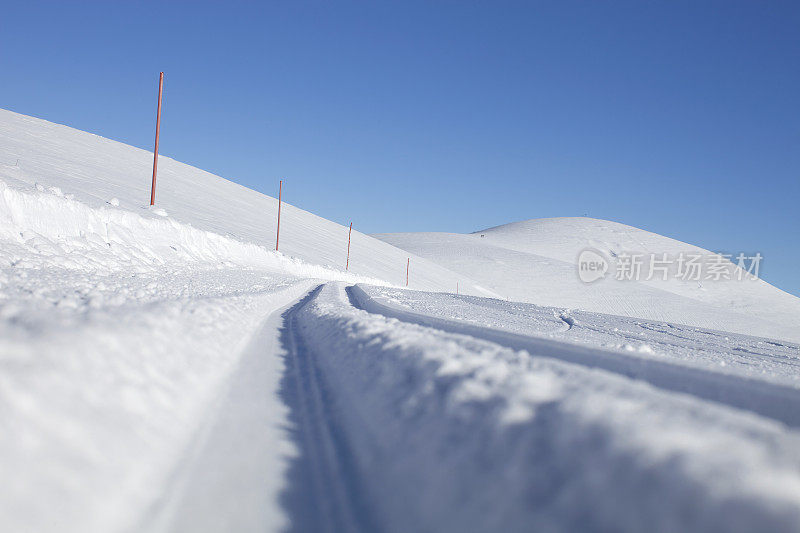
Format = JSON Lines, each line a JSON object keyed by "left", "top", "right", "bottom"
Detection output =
{"left": 0, "top": 175, "right": 388, "bottom": 286}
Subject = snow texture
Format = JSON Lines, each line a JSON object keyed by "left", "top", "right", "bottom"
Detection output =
{"left": 374, "top": 220, "right": 800, "bottom": 342}
{"left": 2, "top": 108, "right": 800, "bottom": 533}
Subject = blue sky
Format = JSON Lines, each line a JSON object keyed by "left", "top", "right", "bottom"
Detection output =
{"left": 2, "top": 1, "right": 799, "bottom": 296}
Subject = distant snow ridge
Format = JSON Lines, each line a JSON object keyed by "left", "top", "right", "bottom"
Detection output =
{"left": 375, "top": 217, "right": 800, "bottom": 343}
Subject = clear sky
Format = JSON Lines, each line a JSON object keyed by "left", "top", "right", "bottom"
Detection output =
{"left": 2, "top": 1, "right": 799, "bottom": 296}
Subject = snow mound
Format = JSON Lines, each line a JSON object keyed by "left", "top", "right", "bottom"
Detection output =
{"left": 0, "top": 175, "right": 386, "bottom": 285}
{"left": 375, "top": 217, "right": 800, "bottom": 342}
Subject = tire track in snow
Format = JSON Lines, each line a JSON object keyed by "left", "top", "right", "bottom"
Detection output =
{"left": 347, "top": 285, "right": 800, "bottom": 429}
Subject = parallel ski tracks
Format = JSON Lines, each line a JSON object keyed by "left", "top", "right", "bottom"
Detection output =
{"left": 280, "top": 282, "right": 800, "bottom": 533}
{"left": 281, "top": 285, "right": 374, "bottom": 533}
{"left": 346, "top": 285, "right": 800, "bottom": 430}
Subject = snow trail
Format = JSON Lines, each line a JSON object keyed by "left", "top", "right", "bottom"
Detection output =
{"left": 140, "top": 281, "right": 317, "bottom": 533}
{"left": 279, "top": 285, "right": 375, "bottom": 533}
{"left": 348, "top": 285, "right": 800, "bottom": 428}
{"left": 278, "top": 282, "right": 800, "bottom": 532}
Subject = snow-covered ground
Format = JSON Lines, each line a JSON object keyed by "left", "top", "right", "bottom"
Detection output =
{"left": 375, "top": 219, "right": 800, "bottom": 342}
{"left": 294, "top": 283, "right": 800, "bottom": 532}
{"left": 2, "top": 108, "right": 800, "bottom": 532}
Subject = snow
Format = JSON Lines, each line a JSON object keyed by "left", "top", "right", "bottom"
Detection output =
{"left": 294, "top": 283, "right": 800, "bottom": 532}
{"left": 0, "top": 108, "right": 485, "bottom": 293}
{"left": 1, "top": 267, "right": 312, "bottom": 533}
{"left": 0, "top": 174, "right": 386, "bottom": 284}
{"left": 144, "top": 291, "right": 304, "bottom": 533}
{"left": 350, "top": 285, "right": 800, "bottom": 426}
{"left": 2, "top": 108, "right": 800, "bottom": 532}
{"left": 353, "top": 285, "right": 800, "bottom": 391}
{"left": 374, "top": 219, "right": 800, "bottom": 343}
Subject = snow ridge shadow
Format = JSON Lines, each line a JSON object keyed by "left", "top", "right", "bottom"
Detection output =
{"left": 278, "top": 284, "right": 378, "bottom": 533}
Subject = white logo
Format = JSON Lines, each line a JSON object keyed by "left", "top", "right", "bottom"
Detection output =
{"left": 577, "top": 248, "right": 608, "bottom": 283}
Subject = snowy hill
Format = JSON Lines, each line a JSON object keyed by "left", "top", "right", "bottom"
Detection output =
{"left": 375, "top": 217, "right": 800, "bottom": 342}
{"left": 0, "top": 108, "right": 485, "bottom": 294}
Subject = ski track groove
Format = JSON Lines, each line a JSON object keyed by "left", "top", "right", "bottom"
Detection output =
{"left": 281, "top": 284, "right": 373, "bottom": 533}
{"left": 346, "top": 285, "right": 800, "bottom": 429}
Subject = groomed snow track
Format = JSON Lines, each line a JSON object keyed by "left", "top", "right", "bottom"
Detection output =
{"left": 280, "top": 285, "right": 377, "bottom": 533}
{"left": 270, "top": 282, "right": 800, "bottom": 533}
{"left": 347, "top": 285, "right": 800, "bottom": 429}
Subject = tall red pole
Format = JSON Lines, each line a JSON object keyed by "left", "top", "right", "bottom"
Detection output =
{"left": 150, "top": 72, "right": 164, "bottom": 206}
{"left": 346, "top": 222, "right": 353, "bottom": 270}
{"left": 456, "top": 282, "right": 459, "bottom": 295}
{"left": 276, "top": 180, "right": 282, "bottom": 251}
{"left": 406, "top": 258, "right": 410, "bottom": 286}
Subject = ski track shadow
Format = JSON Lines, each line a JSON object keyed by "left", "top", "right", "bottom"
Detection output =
{"left": 277, "top": 284, "right": 378, "bottom": 533}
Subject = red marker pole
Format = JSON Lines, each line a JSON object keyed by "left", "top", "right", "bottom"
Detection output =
{"left": 150, "top": 72, "right": 164, "bottom": 206}
{"left": 276, "top": 180, "right": 282, "bottom": 251}
{"left": 456, "top": 282, "right": 459, "bottom": 295}
{"left": 406, "top": 258, "right": 410, "bottom": 287}
{"left": 346, "top": 222, "right": 353, "bottom": 270}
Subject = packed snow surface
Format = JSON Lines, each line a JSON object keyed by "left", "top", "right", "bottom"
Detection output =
{"left": 2, "top": 108, "right": 800, "bottom": 532}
